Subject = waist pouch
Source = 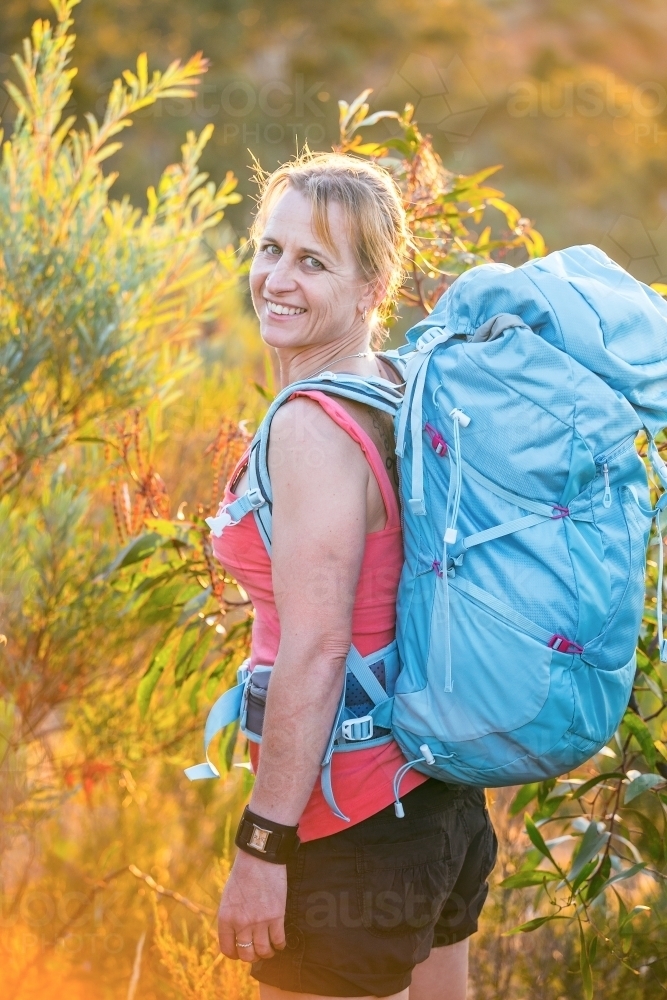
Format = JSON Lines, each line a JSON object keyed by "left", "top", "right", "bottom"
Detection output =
{"left": 240, "top": 641, "right": 400, "bottom": 751}
{"left": 186, "top": 640, "right": 402, "bottom": 822}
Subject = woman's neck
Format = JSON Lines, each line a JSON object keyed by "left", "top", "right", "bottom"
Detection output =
{"left": 275, "top": 333, "right": 381, "bottom": 389}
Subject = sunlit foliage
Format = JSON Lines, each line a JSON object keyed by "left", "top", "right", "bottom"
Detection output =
{"left": 0, "top": 3, "right": 666, "bottom": 998}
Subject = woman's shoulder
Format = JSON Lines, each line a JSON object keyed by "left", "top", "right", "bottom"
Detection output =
{"left": 270, "top": 393, "right": 371, "bottom": 466}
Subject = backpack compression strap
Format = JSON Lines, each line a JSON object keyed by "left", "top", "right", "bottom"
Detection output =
{"left": 247, "top": 372, "right": 403, "bottom": 553}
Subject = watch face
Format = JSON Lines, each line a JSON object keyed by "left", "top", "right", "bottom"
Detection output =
{"left": 248, "top": 824, "right": 271, "bottom": 853}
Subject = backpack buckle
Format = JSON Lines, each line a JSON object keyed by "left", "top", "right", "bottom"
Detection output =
{"left": 342, "top": 716, "right": 374, "bottom": 741}
{"left": 548, "top": 634, "right": 584, "bottom": 655}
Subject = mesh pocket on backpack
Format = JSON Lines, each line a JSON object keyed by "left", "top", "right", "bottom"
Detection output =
{"left": 582, "top": 488, "right": 652, "bottom": 671}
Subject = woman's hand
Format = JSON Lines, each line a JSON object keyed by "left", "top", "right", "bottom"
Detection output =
{"left": 217, "top": 851, "right": 287, "bottom": 962}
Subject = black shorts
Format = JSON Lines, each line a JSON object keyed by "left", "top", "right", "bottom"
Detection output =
{"left": 252, "top": 778, "right": 498, "bottom": 997}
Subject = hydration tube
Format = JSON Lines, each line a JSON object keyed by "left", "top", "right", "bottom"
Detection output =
{"left": 392, "top": 744, "right": 455, "bottom": 817}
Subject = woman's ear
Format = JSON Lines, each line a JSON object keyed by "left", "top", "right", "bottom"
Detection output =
{"left": 358, "top": 276, "right": 388, "bottom": 318}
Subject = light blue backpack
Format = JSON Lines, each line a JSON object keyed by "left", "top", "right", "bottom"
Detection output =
{"left": 186, "top": 245, "right": 667, "bottom": 816}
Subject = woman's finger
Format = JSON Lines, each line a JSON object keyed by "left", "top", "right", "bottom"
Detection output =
{"left": 234, "top": 925, "right": 257, "bottom": 964}
{"left": 268, "top": 915, "right": 286, "bottom": 951}
{"left": 217, "top": 919, "right": 239, "bottom": 960}
{"left": 250, "top": 923, "right": 275, "bottom": 960}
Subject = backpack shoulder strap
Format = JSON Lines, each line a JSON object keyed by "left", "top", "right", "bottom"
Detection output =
{"left": 247, "top": 372, "right": 403, "bottom": 554}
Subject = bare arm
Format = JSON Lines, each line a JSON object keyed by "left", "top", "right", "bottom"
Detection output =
{"left": 250, "top": 395, "right": 369, "bottom": 821}
{"left": 218, "top": 396, "right": 371, "bottom": 960}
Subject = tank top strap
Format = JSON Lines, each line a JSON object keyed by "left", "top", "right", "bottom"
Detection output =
{"left": 289, "top": 389, "right": 400, "bottom": 530}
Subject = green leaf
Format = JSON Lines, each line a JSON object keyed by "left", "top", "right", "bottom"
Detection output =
{"left": 106, "top": 532, "right": 163, "bottom": 574}
{"left": 499, "top": 868, "right": 560, "bottom": 889}
{"left": 533, "top": 794, "right": 567, "bottom": 821}
{"left": 623, "top": 808, "right": 664, "bottom": 861}
{"left": 509, "top": 782, "right": 540, "bottom": 816}
{"left": 586, "top": 862, "right": 646, "bottom": 904}
{"left": 504, "top": 915, "right": 569, "bottom": 935}
{"left": 177, "top": 585, "right": 211, "bottom": 626}
{"left": 139, "top": 581, "right": 194, "bottom": 625}
{"left": 619, "top": 904, "right": 651, "bottom": 932}
{"left": 174, "top": 624, "right": 200, "bottom": 684}
{"left": 253, "top": 381, "right": 272, "bottom": 401}
{"left": 567, "top": 821, "right": 610, "bottom": 883}
{"left": 589, "top": 935, "right": 598, "bottom": 965}
{"left": 355, "top": 110, "right": 401, "bottom": 128}
{"left": 584, "top": 854, "right": 611, "bottom": 902}
{"left": 217, "top": 718, "right": 240, "bottom": 775}
{"left": 580, "top": 923, "right": 594, "bottom": 1000}
{"left": 624, "top": 772, "right": 666, "bottom": 803}
{"left": 571, "top": 772, "right": 626, "bottom": 799}
{"left": 175, "top": 627, "right": 213, "bottom": 687}
{"left": 622, "top": 711, "right": 657, "bottom": 767}
{"left": 570, "top": 859, "right": 599, "bottom": 893}
{"left": 137, "top": 635, "right": 176, "bottom": 716}
{"left": 524, "top": 813, "right": 558, "bottom": 868}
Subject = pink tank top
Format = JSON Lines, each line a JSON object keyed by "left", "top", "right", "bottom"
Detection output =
{"left": 213, "top": 390, "right": 426, "bottom": 841}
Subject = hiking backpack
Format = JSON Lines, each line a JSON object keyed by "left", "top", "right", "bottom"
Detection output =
{"left": 186, "top": 244, "right": 667, "bottom": 814}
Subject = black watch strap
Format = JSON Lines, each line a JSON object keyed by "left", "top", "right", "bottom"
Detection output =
{"left": 235, "top": 806, "right": 300, "bottom": 864}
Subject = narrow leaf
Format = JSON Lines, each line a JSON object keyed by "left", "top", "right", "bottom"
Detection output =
{"left": 524, "top": 813, "right": 558, "bottom": 868}
{"left": 504, "top": 915, "right": 569, "bottom": 935}
{"left": 579, "top": 924, "right": 594, "bottom": 1000}
{"left": 509, "top": 782, "right": 539, "bottom": 816}
{"left": 624, "top": 772, "right": 666, "bottom": 803}
{"left": 499, "top": 869, "right": 560, "bottom": 889}
{"left": 571, "top": 772, "right": 625, "bottom": 799}
{"left": 623, "top": 711, "right": 657, "bottom": 767}
{"left": 177, "top": 586, "right": 212, "bottom": 626}
{"left": 107, "top": 532, "right": 162, "bottom": 574}
{"left": 137, "top": 637, "right": 175, "bottom": 716}
{"left": 568, "top": 821, "right": 610, "bottom": 883}
{"left": 586, "top": 862, "right": 646, "bottom": 904}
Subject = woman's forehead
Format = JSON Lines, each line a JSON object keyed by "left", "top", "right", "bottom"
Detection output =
{"left": 262, "top": 187, "right": 351, "bottom": 260}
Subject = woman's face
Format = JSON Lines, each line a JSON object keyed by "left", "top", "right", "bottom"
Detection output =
{"left": 249, "top": 186, "right": 374, "bottom": 352}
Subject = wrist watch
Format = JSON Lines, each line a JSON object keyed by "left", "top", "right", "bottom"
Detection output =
{"left": 235, "top": 805, "right": 300, "bottom": 864}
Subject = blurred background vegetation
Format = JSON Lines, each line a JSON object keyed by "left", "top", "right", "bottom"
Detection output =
{"left": 1, "top": 1, "right": 666, "bottom": 998}
{"left": 3, "top": 0, "right": 667, "bottom": 273}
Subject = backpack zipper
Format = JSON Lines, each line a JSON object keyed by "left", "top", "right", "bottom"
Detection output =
{"left": 602, "top": 462, "right": 612, "bottom": 508}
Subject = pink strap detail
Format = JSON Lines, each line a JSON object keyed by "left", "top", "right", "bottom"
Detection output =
{"left": 548, "top": 634, "right": 584, "bottom": 655}
{"left": 289, "top": 390, "right": 400, "bottom": 530}
{"left": 226, "top": 447, "right": 251, "bottom": 498}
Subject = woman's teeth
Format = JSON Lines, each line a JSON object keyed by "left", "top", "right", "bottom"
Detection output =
{"left": 266, "top": 301, "right": 306, "bottom": 316}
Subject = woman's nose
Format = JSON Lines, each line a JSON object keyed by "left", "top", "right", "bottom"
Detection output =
{"left": 264, "top": 255, "right": 298, "bottom": 293}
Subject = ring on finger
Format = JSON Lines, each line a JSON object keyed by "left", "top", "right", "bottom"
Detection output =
{"left": 236, "top": 939, "right": 254, "bottom": 949}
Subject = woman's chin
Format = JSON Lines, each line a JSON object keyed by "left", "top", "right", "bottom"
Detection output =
{"left": 259, "top": 320, "right": 310, "bottom": 350}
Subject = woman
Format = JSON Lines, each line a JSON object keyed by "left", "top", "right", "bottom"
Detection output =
{"left": 214, "top": 151, "right": 497, "bottom": 999}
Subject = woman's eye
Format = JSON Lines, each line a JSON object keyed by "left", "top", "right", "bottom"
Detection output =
{"left": 261, "top": 243, "right": 280, "bottom": 256}
{"left": 304, "top": 256, "right": 324, "bottom": 270}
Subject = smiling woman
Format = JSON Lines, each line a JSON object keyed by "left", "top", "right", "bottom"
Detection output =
{"left": 211, "top": 151, "right": 498, "bottom": 1000}
{"left": 249, "top": 151, "right": 409, "bottom": 355}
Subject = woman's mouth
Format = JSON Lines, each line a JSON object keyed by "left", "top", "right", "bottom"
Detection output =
{"left": 265, "top": 299, "right": 307, "bottom": 316}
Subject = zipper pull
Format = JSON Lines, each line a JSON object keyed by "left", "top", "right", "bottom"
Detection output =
{"left": 603, "top": 463, "right": 612, "bottom": 508}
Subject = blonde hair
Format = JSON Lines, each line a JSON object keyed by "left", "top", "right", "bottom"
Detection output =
{"left": 250, "top": 150, "right": 409, "bottom": 345}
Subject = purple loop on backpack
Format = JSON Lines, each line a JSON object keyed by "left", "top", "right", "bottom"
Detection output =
{"left": 551, "top": 505, "right": 570, "bottom": 519}
{"left": 548, "top": 634, "right": 584, "bottom": 655}
{"left": 424, "top": 423, "right": 448, "bottom": 456}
